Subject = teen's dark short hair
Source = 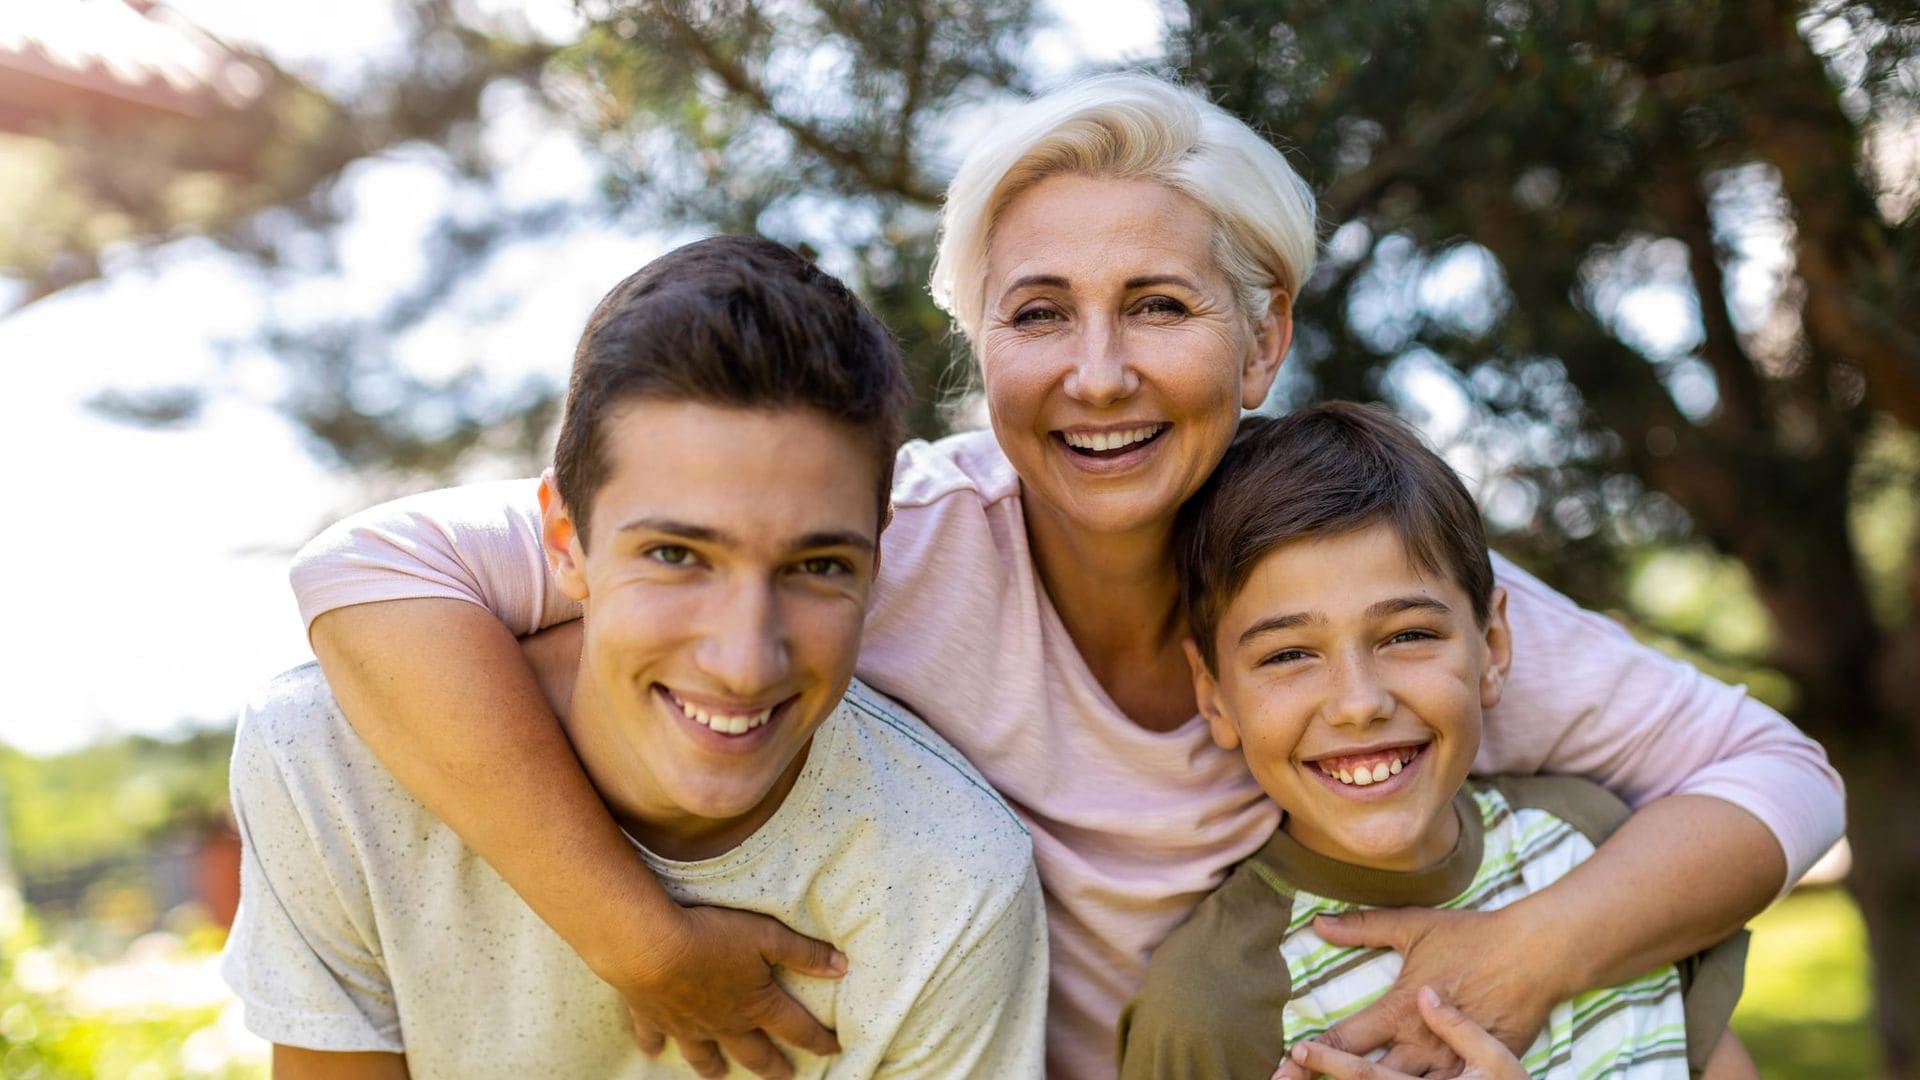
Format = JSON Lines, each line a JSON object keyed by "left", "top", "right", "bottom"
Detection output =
{"left": 1178, "top": 402, "right": 1494, "bottom": 671}
{"left": 553, "top": 235, "right": 909, "bottom": 543}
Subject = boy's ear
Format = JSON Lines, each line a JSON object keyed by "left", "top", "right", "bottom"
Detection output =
{"left": 1183, "top": 638, "right": 1240, "bottom": 752}
{"left": 538, "top": 471, "right": 591, "bottom": 603}
{"left": 1479, "top": 586, "right": 1513, "bottom": 710}
{"left": 1240, "top": 286, "right": 1294, "bottom": 410}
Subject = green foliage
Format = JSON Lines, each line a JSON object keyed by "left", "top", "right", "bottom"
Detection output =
{"left": 1, "top": 731, "right": 233, "bottom": 882}
{"left": 1733, "top": 888, "right": 1881, "bottom": 1079}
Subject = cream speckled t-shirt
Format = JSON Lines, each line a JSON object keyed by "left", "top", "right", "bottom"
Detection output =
{"left": 223, "top": 666, "right": 1047, "bottom": 1079}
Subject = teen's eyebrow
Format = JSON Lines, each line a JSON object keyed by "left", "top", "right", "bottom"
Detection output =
{"left": 1237, "top": 611, "right": 1324, "bottom": 647}
{"left": 1366, "top": 595, "right": 1453, "bottom": 620}
{"left": 610, "top": 517, "right": 733, "bottom": 544}
{"left": 792, "top": 530, "right": 875, "bottom": 554}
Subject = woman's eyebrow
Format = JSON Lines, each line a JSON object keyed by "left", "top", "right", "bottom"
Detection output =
{"left": 1000, "top": 273, "right": 1068, "bottom": 298}
{"left": 1124, "top": 274, "right": 1199, "bottom": 290}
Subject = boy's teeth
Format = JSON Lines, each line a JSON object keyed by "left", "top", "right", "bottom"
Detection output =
{"left": 1063, "top": 425, "right": 1163, "bottom": 452}
{"left": 1319, "top": 748, "right": 1418, "bottom": 787}
{"left": 673, "top": 693, "right": 773, "bottom": 735}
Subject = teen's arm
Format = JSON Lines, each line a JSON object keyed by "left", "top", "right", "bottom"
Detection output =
{"left": 1276, "top": 557, "right": 1843, "bottom": 1079}
{"left": 293, "top": 483, "right": 845, "bottom": 1080}
{"left": 274, "top": 1047, "right": 410, "bottom": 1080}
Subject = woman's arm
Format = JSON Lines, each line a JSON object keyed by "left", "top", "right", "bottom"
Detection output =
{"left": 295, "top": 483, "right": 846, "bottom": 1080}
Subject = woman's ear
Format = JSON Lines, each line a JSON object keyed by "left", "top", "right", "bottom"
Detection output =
{"left": 1184, "top": 639, "right": 1241, "bottom": 752}
{"left": 1241, "top": 286, "right": 1294, "bottom": 410}
{"left": 1480, "top": 586, "right": 1513, "bottom": 709}
{"left": 538, "top": 471, "right": 591, "bottom": 603}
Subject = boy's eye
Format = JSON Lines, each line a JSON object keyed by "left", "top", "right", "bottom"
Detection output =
{"left": 645, "top": 544, "right": 697, "bottom": 566}
{"left": 1258, "top": 647, "right": 1311, "bottom": 667}
{"left": 1385, "top": 628, "right": 1439, "bottom": 646}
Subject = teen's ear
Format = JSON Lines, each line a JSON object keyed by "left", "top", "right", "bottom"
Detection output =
{"left": 1183, "top": 638, "right": 1240, "bottom": 752}
{"left": 1479, "top": 586, "right": 1513, "bottom": 710}
{"left": 1240, "top": 286, "right": 1294, "bottom": 410}
{"left": 538, "top": 471, "right": 591, "bottom": 603}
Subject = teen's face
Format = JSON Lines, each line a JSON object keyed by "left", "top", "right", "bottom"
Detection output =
{"left": 978, "top": 174, "right": 1291, "bottom": 539}
{"left": 1188, "top": 523, "right": 1510, "bottom": 872}
{"left": 541, "top": 400, "right": 881, "bottom": 856}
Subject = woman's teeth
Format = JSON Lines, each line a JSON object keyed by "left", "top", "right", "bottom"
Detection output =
{"left": 1062, "top": 425, "right": 1164, "bottom": 453}
{"left": 671, "top": 692, "right": 774, "bottom": 735}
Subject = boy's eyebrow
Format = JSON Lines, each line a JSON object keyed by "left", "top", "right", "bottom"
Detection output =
{"left": 609, "top": 517, "right": 874, "bottom": 554}
{"left": 1238, "top": 611, "right": 1324, "bottom": 646}
{"left": 1236, "top": 595, "right": 1454, "bottom": 646}
{"left": 1367, "top": 595, "right": 1452, "bottom": 619}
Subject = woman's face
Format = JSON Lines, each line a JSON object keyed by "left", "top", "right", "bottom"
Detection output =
{"left": 979, "top": 174, "right": 1290, "bottom": 541}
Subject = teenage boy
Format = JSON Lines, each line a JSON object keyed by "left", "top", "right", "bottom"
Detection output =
{"left": 1116, "top": 403, "right": 1748, "bottom": 1079}
{"left": 223, "top": 236, "right": 1047, "bottom": 1079}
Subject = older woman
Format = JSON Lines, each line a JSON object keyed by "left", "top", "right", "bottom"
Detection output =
{"left": 290, "top": 74, "right": 1840, "bottom": 1079}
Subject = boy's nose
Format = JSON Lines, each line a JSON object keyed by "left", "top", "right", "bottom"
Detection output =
{"left": 1325, "top": 654, "right": 1393, "bottom": 728}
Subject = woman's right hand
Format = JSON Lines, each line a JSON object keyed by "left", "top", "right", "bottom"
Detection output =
{"left": 1274, "top": 987, "right": 1530, "bottom": 1080}
{"left": 612, "top": 904, "right": 849, "bottom": 1079}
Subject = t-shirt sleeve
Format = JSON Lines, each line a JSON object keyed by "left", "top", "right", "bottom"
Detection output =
{"left": 1479, "top": 553, "right": 1844, "bottom": 892}
{"left": 1117, "top": 861, "right": 1295, "bottom": 1080}
{"left": 220, "top": 678, "right": 403, "bottom": 1052}
{"left": 878, "top": 860, "right": 1049, "bottom": 1079}
{"left": 288, "top": 478, "right": 578, "bottom": 636}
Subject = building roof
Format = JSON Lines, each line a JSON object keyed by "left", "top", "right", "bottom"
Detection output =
{"left": 0, "top": 0, "right": 265, "bottom": 132}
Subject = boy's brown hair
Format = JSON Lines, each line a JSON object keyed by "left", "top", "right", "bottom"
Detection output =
{"left": 1178, "top": 402, "right": 1494, "bottom": 670}
{"left": 553, "top": 235, "right": 908, "bottom": 544}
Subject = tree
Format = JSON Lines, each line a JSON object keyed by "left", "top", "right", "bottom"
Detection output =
{"left": 1172, "top": 0, "right": 1918, "bottom": 1070}
{"left": 5, "top": 0, "right": 1914, "bottom": 1070}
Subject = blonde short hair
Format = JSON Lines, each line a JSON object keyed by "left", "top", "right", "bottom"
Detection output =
{"left": 930, "top": 72, "right": 1318, "bottom": 345}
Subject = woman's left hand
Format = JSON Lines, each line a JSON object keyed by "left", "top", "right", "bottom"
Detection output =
{"left": 1275, "top": 986, "right": 1533, "bottom": 1080}
{"left": 1271, "top": 906, "right": 1555, "bottom": 1080}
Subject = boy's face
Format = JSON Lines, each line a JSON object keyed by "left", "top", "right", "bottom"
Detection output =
{"left": 540, "top": 399, "right": 882, "bottom": 858}
{"left": 1187, "top": 521, "right": 1510, "bottom": 872}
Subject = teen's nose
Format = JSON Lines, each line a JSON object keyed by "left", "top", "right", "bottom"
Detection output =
{"left": 694, "top": 579, "right": 790, "bottom": 695}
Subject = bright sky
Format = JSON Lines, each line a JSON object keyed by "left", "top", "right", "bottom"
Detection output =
{"left": 0, "top": 0, "right": 1168, "bottom": 754}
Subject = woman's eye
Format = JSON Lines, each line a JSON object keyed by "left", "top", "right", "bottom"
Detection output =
{"left": 645, "top": 545, "right": 697, "bottom": 566}
{"left": 1137, "top": 296, "right": 1188, "bottom": 317}
{"left": 1011, "top": 304, "right": 1061, "bottom": 325}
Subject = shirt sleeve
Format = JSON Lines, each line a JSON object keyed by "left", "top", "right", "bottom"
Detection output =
{"left": 1480, "top": 553, "right": 1844, "bottom": 892}
{"left": 288, "top": 478, "right": 577, "bottom": 636}
{"left": 878, "top": 861, "right": 1050, "bottom": 1079}
{"left": 220, "top": 678, "right": 403, "bottom": 1053}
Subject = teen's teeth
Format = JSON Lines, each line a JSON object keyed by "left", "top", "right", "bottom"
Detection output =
{"left": 1388, "top": 759, "right": 1403, "bottom": 776}
{"left": 1062, "top": 425, "right": 1164, "bottom": 452}
{"left": 1337, "top": 768, "right": 1353, "bottom": 784}
{"left": 673, "top": 693, "right": 773, "bottom": 735}
{"left": 1370, "top": 762, "right": 1391, "bottom": 783}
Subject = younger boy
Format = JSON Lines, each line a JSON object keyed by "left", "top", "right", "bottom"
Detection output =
{"left": 223, "top": 236, "right": 1047, "bottom": 1078}
{"left": 1116, "top": 403, "right": 1747, "bottom": 1079}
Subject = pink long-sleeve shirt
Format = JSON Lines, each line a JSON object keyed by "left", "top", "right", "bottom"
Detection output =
{"left": 291, "top": 430, "right": 1844, "bottom": 1080}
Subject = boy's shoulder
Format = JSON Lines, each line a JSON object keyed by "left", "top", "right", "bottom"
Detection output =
{"left": 828, "top": 678, "right": 1032, "bottom": 869}
{"left": 1469, "top": 774, "right": 1631, "bottom": 847}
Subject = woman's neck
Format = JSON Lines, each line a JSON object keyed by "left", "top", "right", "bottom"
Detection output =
{"left": 1022, "top": 491, "right": 1200, "bottom": 732}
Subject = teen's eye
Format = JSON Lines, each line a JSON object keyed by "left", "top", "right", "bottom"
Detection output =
{"left": 645, "top": 544, "right": 698, "bottom": 567}
{"left": 1385, "top": 628, "right": 1439, "bottom": 646}
{"left": 796, "top": 556, "right": 854, "bottom": 577}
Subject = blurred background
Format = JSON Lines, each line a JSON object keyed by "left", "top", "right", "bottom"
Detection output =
{"left": 0, "top": 0, "right": 1911, "bottom": 1076}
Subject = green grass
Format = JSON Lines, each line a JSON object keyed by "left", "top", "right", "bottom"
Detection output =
{"left": 1732, "top": 887, "right": 1881, "bottom": 1079}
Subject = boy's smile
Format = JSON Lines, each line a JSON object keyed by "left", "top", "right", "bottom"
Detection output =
{"left": 1188, "top": 522, "right": 1510, "bottom": 872}
{"left": 540, "top": 399, "right": 883, "bottom": 861}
